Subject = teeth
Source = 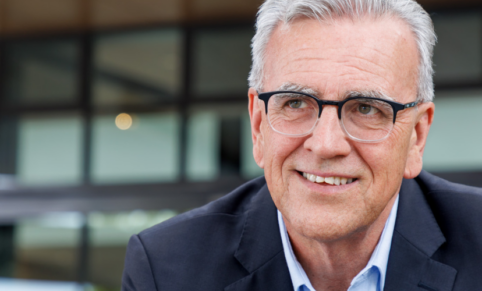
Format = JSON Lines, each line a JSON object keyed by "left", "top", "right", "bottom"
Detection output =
{"left": 325, "top": 177, "right": 334, "bottom": 185}
{"left": 302, "top": 173, "right": 355, "bottom": 185}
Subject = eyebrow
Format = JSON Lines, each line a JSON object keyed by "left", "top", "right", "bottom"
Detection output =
{"left": 346, "top": 90, "right": 395, "bottom": 101}
{"left": 275, "top": 82, "right": 394, "bottom": 101}
{"left": 276, "top": 82, "right": 319, "bottom": 96}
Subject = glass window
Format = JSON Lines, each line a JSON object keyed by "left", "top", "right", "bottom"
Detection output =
{"left": 424, "top": 90, "right": 482, "bottom": 172}
{"left": 3, "top": 39, "right": 80, "bottom": 107}
{"left": 219, "top": 114, "right": 242, "bottom": 176}
{"left": 87, "top": 209, "right": 177, "bottom": 289}
{"left": 241, "top": 113, "right": 264, "bottom": 179}
{"left": 0, "top": 279, "right": 81, "bottom": 291}
{"left": 93, "top": 29, "right": 182, "bottom": 107}
{"left": 14, "top": 212, "right": 83, "bottom": 282}
{"left": 192, "top": 27, "right": 253, "bottom": 98}
{"left": 187, "top": 104, "right": 246, "bottom": 179}
{"left": 17, "top": 113, "right": 83, "bottom": 186}
{"left": 186, "top": 111, "right": 220, "bottom": 181}
{"left": 91, "top": 111, "right": 181, "bottom": 184}
{"left": 88, "top": 210, "right": 177, "bottom": 247}
{"left": 432, "top": 12, "right": 482, "bottom": 84}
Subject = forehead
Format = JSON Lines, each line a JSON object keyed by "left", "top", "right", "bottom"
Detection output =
{"left": 263, "top": 16, "right": 419, "bottom": 101}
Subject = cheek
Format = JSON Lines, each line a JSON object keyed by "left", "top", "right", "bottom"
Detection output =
{"left": 388, "top": 123, "right": 413, "bottom": 164}
{"left": 263, "top": 132, "right": 300, "bottom": 174}
{"left": 360, "top": 125, "right": 411, "bottom": 189}
{"left": 262, "top": 128, "right": 305, "bottom": 193}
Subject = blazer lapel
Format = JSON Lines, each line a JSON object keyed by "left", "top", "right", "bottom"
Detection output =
{"left": 385, "top": 177, "right": 457, "bottom": 291}
{"left": 225, "top": 184, "right": 292, "bottom": 291}
{"left": 225, "top": 175, "right": 458, "bottom": 291}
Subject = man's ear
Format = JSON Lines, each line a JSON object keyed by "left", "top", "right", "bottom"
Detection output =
{"left": 248, "top": 87, "right": 265, "bottom": 168}
{"left": 404, "top": 102, "right": 435, "bottom": 179}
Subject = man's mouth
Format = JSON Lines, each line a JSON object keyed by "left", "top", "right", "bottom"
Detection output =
{"left": 300, "top": 172, "right": 357, "bottom": 185}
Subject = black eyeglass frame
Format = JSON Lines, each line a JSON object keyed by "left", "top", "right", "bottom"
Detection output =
{"left": 258, "top": 91, "right": 418, "bottom": 124}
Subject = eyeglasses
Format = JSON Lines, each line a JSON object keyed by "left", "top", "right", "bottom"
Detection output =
{"left": 258, "top": 91, "right": 418, "bottom": 143}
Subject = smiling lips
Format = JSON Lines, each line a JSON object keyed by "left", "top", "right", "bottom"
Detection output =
{"left": 302, "top": 172, "right": 356, "bottom": 185}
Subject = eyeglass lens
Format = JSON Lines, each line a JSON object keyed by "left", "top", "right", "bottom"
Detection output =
{"left": 266, "top": 93, "right": 394, "bottom": 141}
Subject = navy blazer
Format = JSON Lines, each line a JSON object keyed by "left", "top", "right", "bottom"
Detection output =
{"left": 122, "top": 171, "right": 482, "bottom": 291}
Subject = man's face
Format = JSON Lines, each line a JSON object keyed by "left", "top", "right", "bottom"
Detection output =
{"left": 249, "top": 17, "right": 434, "bottom": 242}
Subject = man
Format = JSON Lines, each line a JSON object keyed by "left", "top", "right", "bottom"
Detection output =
{"left": 122, "top": 0, "right": 482, "bottom": 290}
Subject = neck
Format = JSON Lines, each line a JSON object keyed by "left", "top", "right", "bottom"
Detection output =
{"left": 285, "top": 194, "right": 397, "bottom": 291}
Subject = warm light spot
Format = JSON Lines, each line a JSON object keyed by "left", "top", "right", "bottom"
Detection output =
{"left": 115, "top": 113, "right": 133, "bottom": 130}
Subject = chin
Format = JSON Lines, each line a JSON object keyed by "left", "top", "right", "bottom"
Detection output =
{"left": 286, "top": 206, "right": 375, "bottom": 244}
{"left": 300, "top": 221, "right": 362, "bottom": 243}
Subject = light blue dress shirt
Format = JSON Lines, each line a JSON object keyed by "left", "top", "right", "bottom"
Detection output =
{"left": 278, "top": 195, "right": 399, "bottom": 291}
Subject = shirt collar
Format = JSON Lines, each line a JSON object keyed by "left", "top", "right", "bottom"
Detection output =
{"left": 278, "top": 194, "right": 399, "bottom": 291}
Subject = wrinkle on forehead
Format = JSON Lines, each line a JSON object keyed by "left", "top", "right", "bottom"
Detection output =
{"left": 337, "top": 65, "right": 393, "bottom": 87}
{"left": 277, "top": 45, "right": 401, "bottom": 81}
{"left": 264, "top": 16, "right": 419, "bottom": 103}
{"left": 338, "top": 53, "right": 392, "bottom": 72}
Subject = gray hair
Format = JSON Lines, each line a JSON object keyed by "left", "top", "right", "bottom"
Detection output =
{"left": 248, "top": 0, "right": 437, "bottom": 102}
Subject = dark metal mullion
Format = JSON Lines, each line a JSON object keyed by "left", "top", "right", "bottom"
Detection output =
{"left": 78, "top": 218, "right": 90, "bottom": 288}
{"left": 0, "top": 32, "right": 17, "bottom": 279}
{"left": 80, "top": 35, "right": 93, "bottom": 186}
{"left": 77, "top": 32, "right": 94, "bottom": 286}
{"left": 179, "top": 27, "right": 194, "bottom": 182}
{"left": 0, "top": 39, "right": 5, "bottom": 112}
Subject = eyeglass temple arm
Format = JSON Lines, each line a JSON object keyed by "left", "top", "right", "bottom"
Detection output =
{"left": 392, "top": 101, "right": 418, "bottom": 123}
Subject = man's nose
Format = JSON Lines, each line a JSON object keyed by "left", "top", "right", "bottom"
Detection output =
{"left": 303, "top": 105, "right": 351, "bottom": 159}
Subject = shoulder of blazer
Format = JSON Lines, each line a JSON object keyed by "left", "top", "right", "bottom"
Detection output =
{"left": 141, "top": 175, "right": 268, "bottom": 236}
{"left": 384, "top": 170, "right": 482, "bottom": 291}
{"left": 127, "top": 176, "right": 284, "bottom": 291}
{"left": 418, "top": 171, "right": 482, "bottom": 289}
{"left": 415, "top": 171, "right": 482, "bottom": 248}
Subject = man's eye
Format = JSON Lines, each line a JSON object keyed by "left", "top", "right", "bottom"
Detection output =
{"left": 288, "top": 99, "right": 305, "bottom": 109}
{"left": 358, "top": 104, "right": 378, "bottom": 115}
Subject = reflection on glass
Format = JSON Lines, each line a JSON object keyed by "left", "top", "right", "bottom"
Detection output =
{"left": 219, "top": 115, "right": 241, "bottom": 175}
{"left": 93, "top": 29, "right": 182, "bottom": 107}
{"left": 115, "top": 113, "right": 133, "bottom": 130}
{"left": 88, "top": 210, "right": 178, "bottom": 247}
{"left": 186, "top": 112, "right": 220, "bottom": 181}
{"left": 14, "top": 212, "right": 83, "bottom": 282}
{"left": 87, "top": 209, "right": 177, "bottom": 289}
{"left": 187, "top": 104, "right": 246, "bottom": 178}
{"left": 424, "top": 90, "right": 482, "bottom": 172}
{"left": 17, "top": 114, "right": 83, "bottom": 186}
{"left": 433, "top": 12, "right": 482, "bottom": 84}
{"left": 3, "top": 40, "right": 79, "bottom": 106}
{"left": 241, "top": 113, "right": 264, "bottom": 178}
{"left": 91, "top": 111, "right": 180, "bottom": 184}
{"left": 0, "top": 279, "right": 81, "bottom": 291}
{"left": 192, "top": 27, "right": 253, "bottom": 97}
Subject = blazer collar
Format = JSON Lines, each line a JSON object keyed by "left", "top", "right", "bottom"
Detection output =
{"left": 385, "top": 175, "right": 457, "bottom": 291}
{"left": 226, "top": 183, "right": 292, "bottom": 291}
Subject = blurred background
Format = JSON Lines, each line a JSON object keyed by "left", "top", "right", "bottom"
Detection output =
{"left": 0, "top": 0, "right": 479, "bottom": 290}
